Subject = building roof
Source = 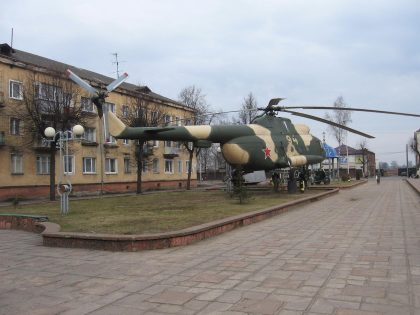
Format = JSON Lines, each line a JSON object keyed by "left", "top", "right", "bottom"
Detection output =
{"left": 335, "top": 144, "right": 374, "bottom": 156}
{"left": 0, "top": 43, "right": 186, "bottom": 108}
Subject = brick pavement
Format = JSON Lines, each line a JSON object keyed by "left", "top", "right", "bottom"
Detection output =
{"left": 0, "top": 177, "right": 419, "bottom": 315}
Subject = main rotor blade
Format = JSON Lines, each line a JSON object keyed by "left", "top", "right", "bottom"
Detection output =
{"left": 106, "top": 72, "right": 129, "bottom": 92}
{"left": 282, "top": 106, "right": 420, "bottom": 118}
{"left": 268, "top": 98, "right": 285, "bottom": 107}
{"left": 66, "top": 69, "right": 98, "bottom": 95}
{"left": 283, "top": 109, "right": 375, "bottom": 139}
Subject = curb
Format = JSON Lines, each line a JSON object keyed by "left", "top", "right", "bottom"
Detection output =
{"left": 308, "top": 179, "right": 368, "bottom": 190}
{"left": 1, "top": 189, "right": 339, "bottom": 252}
{"left": 406, "top": 178, "right": 420, "bottom": 196}
{"left": 39, "top": 189, "right": 338, "bottom": 251}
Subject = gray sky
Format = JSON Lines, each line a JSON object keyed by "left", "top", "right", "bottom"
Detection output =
{"left": 1, "top": 0, "right": 419, "bottom": 165}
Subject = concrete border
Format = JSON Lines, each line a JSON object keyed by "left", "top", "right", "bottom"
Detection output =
{"left": 308, "top": 179, "right": 367, "bottom": 190}
{"left": 40, "top": 189, "right": 338, "bottom": 251}
{"left": 1, "top": 189, "right": 339, "bottom": 251}
{"left": 0, "top": 214, "right": 48, "bottom": 233}
{"left": 406, "top": 178, "right": 420, "bottom": 196}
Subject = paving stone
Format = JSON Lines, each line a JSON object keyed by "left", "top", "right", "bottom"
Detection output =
{"left": 261, "top": 277, "right": 302, "bottom": 289}
{"left": 192, "top": 271, "right": 229, "bottom": 283}
{"left": 282, "top": 263, "right": 316, "bottom": 272}
{"left": 335, "top": 308, "right": 382, "bottom": 315}
{"left": 350, "top": 268, "right": 388, "bottom": 278}
{"left": 343, "top": 285, "right": 386, "bottom": 298}
{"left": 147, "top": 290, "right": 196, "bottom": 305}
{"left": 309, "top": 298, "right": 360, "bottom": 314}
{"left": 229, "top": 298, "right": 283, "bottom": 314}
{"left": 1, "top": 178, "right": 419, "bottom": 314}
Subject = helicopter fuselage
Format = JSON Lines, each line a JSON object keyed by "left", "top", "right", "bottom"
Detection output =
{"left": 108, "top": 112, "right": 326, "bottom": 172}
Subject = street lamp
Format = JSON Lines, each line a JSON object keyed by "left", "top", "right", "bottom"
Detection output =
{"left": 44, "top": 125, "right": 84, "bottom": 215}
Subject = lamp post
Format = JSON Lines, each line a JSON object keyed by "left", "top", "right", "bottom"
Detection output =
{"left": 44, "top": 125, "right": 84, "bottom": 215}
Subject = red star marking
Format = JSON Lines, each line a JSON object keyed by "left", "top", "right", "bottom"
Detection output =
{"left": 263, "top": 146, "right": 271, "bottom": 159}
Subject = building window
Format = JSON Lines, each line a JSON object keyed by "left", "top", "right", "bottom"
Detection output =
{"left": 34, "top": 82, "right": 72, "bottom": 112}
{"left": 142, "top": 161, "right": 148, "bottom": 173}
{"left": 83, "top": 157, "right": 96, "bottom": 174}
{"left": 152, "top": 158, "right": 159, "bottom": 173}
{"left": 123, "top": 138, "right": 129, "bottom": 145}
{"left": 102, "top": 102, "right": 116, "bottom": 144}
{"left": 153, "top": 140, "right": 159, "bottom": 147}
{"left": 178, "top": 160, "right": 183, "bottom": 174}
{"left": 104, "top": 102, "right": 115, "bottom": 113}
{"left": 185, "top": 160, "right": 191, "bottom": 173}
{"left": 105, "top": 158, "right": 117, "bottom": 174}
{"left": 165, "top": 140, "right": 172, "bottom": 147}
{"left": 165, "top": 159, "right": 174, "bottom": 174}
{"left": 9, "top": 80, "right": 23, "bottom": 100}
{"left": 122, "top": 105, "right": 129, "bottom": 118}
{"left": 11, "top": 153, "right": 23, "bottom": 174}
{"left": 124, "top": 158, "right": 131, "bottom": 174}
{"left": 10, "top": 118, "right": 21, "bottom": 135}
{"left": 81, "top": 97, "right": 94, "bottom": 112}
{"left": 105, "top": 135, "right": 117, "bottom": 144}
{"left": 84, "top": 127, "right": 96, "bottom": 142}
{"left": 36, "top": 155, "right": 50, "bottom": 175}
{"left": 164, "top": 115, "right": 172, "bottom": 126}
{"left": 63, "top": 155, "right": 74, "bottom": 175}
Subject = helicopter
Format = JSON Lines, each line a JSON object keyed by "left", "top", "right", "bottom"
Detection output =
{"left": 66, "top": 69, "right": 420, "bottom": 190}
{"left": 105, "top": 98, "right": 419, "bottom": 171}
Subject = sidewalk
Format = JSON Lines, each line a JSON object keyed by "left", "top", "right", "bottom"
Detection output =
{"left": 1, "top": 177, "right": 419, "bottom": 314}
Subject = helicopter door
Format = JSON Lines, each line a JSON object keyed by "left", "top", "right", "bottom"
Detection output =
{"left": 277, "top": 140, "right": 290, "bottom": 166}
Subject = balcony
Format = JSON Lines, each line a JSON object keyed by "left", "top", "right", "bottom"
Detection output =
{"left": 33, "top": 138, "right": 51, "bottom": 151}
{"left": 164, "top": 147, "right": 179, "bottom": 159}
{"left": 0, "top": 92, "right": 4, "bottom": 108}
{"left": 143, "top": 146, "right": 154, "bottom": 157}
{"left": 104, "top": 141, "right": 119, "bottom": 148}
{"left": 81, "top": 139, "right": 98, "bottom": 146}
{"left": 0, "top": 131, "right": 5, "bottom": 146}
{"left": 81, "top": 109, "right": 97, "bottom": 117}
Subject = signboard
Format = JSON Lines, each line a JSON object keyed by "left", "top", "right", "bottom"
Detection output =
{"left": 339, "top": 156, "right": 348, "bottom": 164}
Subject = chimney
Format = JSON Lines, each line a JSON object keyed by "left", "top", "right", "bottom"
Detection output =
{"left": 0, "top": 43, "right": 15, "bottom": 56}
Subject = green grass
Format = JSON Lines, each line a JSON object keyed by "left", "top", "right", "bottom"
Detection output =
{"left": 0, "top": 190, "right": 319, "bottom": 234}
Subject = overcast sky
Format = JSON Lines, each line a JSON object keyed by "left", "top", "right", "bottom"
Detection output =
{"left": 1, "top": 0, "right": 419, "bottom": 165}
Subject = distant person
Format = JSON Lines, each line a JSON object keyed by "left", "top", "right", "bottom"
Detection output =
{"left": 272, "top": 172, "right": 280, "bottom": 191}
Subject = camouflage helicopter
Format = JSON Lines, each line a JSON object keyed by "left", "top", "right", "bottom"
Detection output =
{"left": 66, "top": 69, "right": 420, "bottom": 190}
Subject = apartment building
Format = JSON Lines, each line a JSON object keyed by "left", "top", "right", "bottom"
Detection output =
{"left": 0, "top": 43, "right": 197, "bottom": 201}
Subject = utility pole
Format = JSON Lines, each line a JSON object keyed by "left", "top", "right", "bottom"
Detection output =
{"left": 406, "top": 144, "right": 409, "bottom": 178}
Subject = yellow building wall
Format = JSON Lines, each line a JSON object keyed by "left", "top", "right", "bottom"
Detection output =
{"left": 0, "top": 58, "right": 196, "bottom": 196}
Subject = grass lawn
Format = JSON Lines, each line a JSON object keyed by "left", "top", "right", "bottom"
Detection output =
{"left": 0, "top": 190, "right": 320, "bottom": 234}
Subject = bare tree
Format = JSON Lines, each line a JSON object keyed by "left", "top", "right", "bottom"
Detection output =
{"left": 13, "top": 71, "right": 84, "bottom": 200}
{"left": 390, "top": 160, "right": 399, "bottom": 169}
{"left": 325, "top": 96, "right": 352, "bottom": 176}
{"left": 122, "top": 94, "right": 167, "bottom": 194}
{"left": 238, "top": 92, "right": 258, "bottom": 124}
{"left": 408, "top": 136, "right": 419, "bottom": 155}
{"left": 357, "top": 139, "right": 369, "bottom": 176}
{"left": 325, "top": 96, "right": 352, "bottom": 149}
{"left": 178, "top": 85, "right": 210, "bottom": 189}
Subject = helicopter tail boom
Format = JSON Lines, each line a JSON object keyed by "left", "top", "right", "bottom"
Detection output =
{"left": 107, "top": 111, "right": 127, "bottom": 138}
